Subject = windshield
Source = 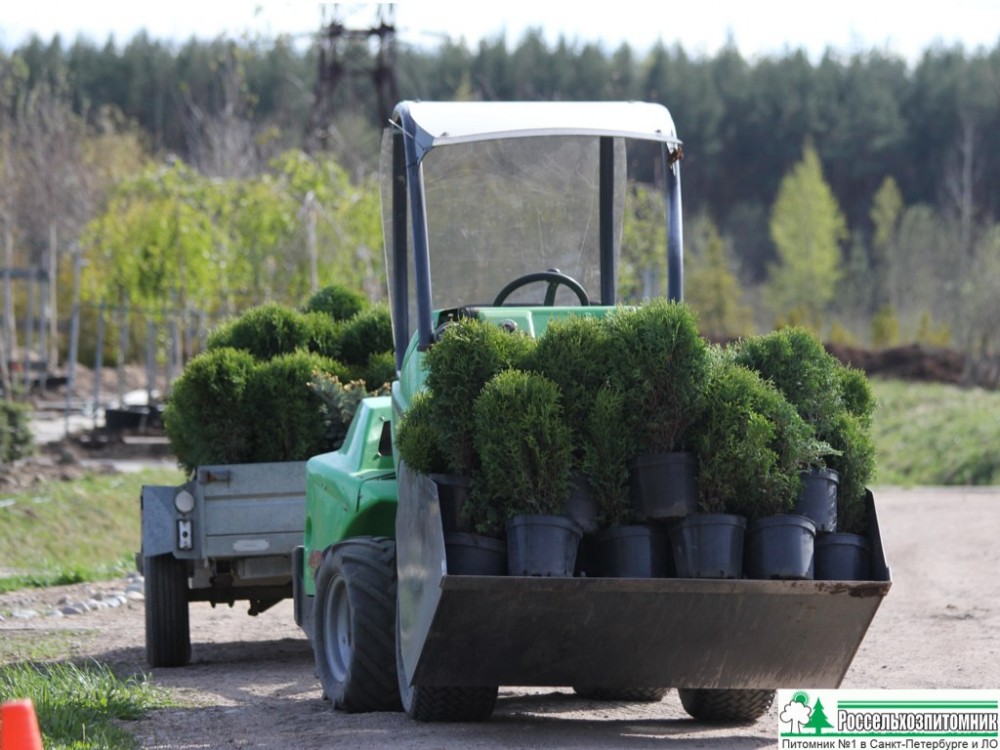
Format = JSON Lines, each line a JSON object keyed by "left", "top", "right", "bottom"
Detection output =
{"left": 381, "top": 133, "right": 626, "bottom": 339}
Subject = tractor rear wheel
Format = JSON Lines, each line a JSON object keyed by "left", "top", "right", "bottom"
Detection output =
{"left": 144, "top": 554, "right": 191, "bottom": 668}
{"left": 313, "top": 538, "right": 401, "bottom": 712}
{"left": 678, "top": 688, "right": 775, "bottom": 722}
{"left": 395, "top": 609, "right": 498, "bottom": 722}
{"left": 573, "top": 686, "right": 668, "bottom": 702}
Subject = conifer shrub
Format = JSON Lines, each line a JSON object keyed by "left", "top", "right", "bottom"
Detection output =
{"left": 245, "top": 351, "right": 347, "bottom": 463}
{"left": 423, "top": 317, "right": 537, "bottom": 476}
{"left": 338, "top": 304, "right": 394, "bottom": 368}
{"left": 206, "top": 303, "right": 312, "bottom": 360}
{"left": 470, "top": 369, "right": 573, "bottom": 535}
{"left": 395, "top": 391, "right": 448, "bottom": 476}
{"left": 304, "top": 284, "right": 368, "bottom": 321}
{"left": 164, "top": 347, "right": 258, "bottom": 472}
{"left": 0, "top": 399, "right": 33, "bottom": 466}
{"left": 691, "top": 355, "right": 816, "bottom": 520}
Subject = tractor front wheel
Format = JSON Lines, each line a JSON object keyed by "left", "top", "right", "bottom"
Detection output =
{"left": 678, "top": 688, "right": 775, "bottom": 722}
{"left": 313, "top": 538, "right": 401, "bottom": 712}
{"left": 396, "top": 609, "right": 498, "bottom": 722}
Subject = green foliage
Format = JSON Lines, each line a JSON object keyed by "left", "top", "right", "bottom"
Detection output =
{"left": 304, "top": 283, "right": 369, "bottom": 321}
{"left": 472, "top": 369, "right": 573, "bottom": 527}
{"left": 164, "top": 347, "right": 259, "bottom": 472}
{"left": 605, "top": 300, "right": 710, "bottom": 452}
{"left": 0, "top": 399, "right": 34, "bottom": 465}
{"left": 245, "top": 351, "right": 346, "bottom": 463}
{"left": 359, "top": 350, "right": 398, "bottom": 390}
{"left": 826, "top": 412, "right": 876, "bottom": 535}
{"left": 871, "top": 306, "right": 900, "bottom": 347}
{"left": 301, "top": 311, "right": 344, "bottom": 360}
{"left": 338, "top": 304, "right": 394, "bottom": 368}
{"left": 0, "top": 661, "right": 168, "bottom": 750}
{"left": 685, "top": 214, "right": 755, "bottom": 337}
{"left": 395, "top": 391, "right": 448, "bottom": 476}
{"left": 527, "top": 314, "right": 613, "bottom": 444}
{"left": 915, "top": 312, "right": 951, "bottom": 347}
{"left": 733, "top": 327, "right": 844, "bottom": 435}
{"left": 207, "top": 303, "right": 313, "bottom": 360}
{"left": 691, "top": 353, "right": 815, "bottom": 520}
{"left": 766, "top": 143, "right": 846, "bottom": 328}
{"left": 423, "top": 317, "right": 537, "bottom": 475}
{"left": 734, "top": 327, "right": 878, "bottom": 529}
{"left": 582, "top": 386, "right": 638, "bottom": 528}
{"left": 309, "top": 372, "right": 387, "bottom": 452}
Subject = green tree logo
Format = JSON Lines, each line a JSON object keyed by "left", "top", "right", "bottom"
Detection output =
{"left": 803, "top": 697, "right": 834, "bottom": 734}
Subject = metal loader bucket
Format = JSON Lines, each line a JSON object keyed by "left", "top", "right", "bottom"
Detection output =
{"left": 396, "top": 464, "right": 890, "bottom": 690}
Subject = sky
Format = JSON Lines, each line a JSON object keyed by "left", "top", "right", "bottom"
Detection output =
{"left": 1, "top": 1, "right": 998, "bottom": 65}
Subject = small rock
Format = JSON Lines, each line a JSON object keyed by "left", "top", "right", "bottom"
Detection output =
{"left": 10, "top": 609, "right": 38, "bottom": 619}
{"left": 125, "top": 582, "right": 144, "bottom": 595}
{"left": 126, "top": 589, "right": 145, "bottom": 601}
{"left": 60, "top": 604, "right": 87, "bottom": 616}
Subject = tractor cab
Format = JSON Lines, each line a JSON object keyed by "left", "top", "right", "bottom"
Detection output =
{"left": 380, "top": 100, "right": 684, "bottom": 407}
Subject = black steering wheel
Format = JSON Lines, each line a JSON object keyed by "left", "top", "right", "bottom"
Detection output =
{"left": 492, "top": 270, "right": 590, "bottom": 307}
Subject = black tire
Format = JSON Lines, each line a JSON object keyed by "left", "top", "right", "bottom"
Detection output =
{"left": 313, "top": 537, "right": 401, "bottom": 712}
{"left": 396, "top": 605, "right": 497, "bottom": 721}
{"left": 678, "top": 688, "right": 776, "bottom": 722}
{"left": 144, "top": 554, "right": 191, "bottom": 668}
{"left": 573, "top": 686, "right": 668, "bottom": 702}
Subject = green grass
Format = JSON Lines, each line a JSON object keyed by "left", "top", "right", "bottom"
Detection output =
{"left": 0, "top": 467, "right": 184, "bottom": 593}
{"left": 0, "top": 661, "right": 171, "bottom": 750}
{"left": 871, "top": 378, "right": 1000, "bottom": 486}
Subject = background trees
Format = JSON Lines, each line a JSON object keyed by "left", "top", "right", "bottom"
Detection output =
{"left": 0, "top": 27, "right": 997, "bottom": 368}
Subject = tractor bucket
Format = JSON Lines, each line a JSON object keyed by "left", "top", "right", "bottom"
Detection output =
{"left": 395, "top": 464, "right": 891, "bottom": 691}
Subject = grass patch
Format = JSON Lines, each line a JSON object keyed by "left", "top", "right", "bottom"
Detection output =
{"left": 0, "top": 660, "right": 170, "bottom": 750}
{"left": 0, "top": 468, "right": 184, "bottom": 590}
{"left": 871, "top": 378, "right": 1000, "bottom": 486}
{"left": 0, "top": 631, "right": 94, "bottom": 664}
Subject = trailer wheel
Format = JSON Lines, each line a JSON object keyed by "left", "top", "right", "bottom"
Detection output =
{"left": 313, "top": 538, "right": 401, "bottom": 712}
{"left": 395, "top": 609, "right": 498, "bottom": 722}
{"left": 678, "top": 688, "right": 775, "bottom": 722}
{"left": 573, "top": 686, "right": 668, "bottom": 702}
{"left": 144, "top": 554, "right": 191, "bottom": 668}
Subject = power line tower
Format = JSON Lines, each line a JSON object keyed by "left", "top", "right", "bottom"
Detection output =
{"left": 304, "top": 4, "right": 399, "bottom": 153}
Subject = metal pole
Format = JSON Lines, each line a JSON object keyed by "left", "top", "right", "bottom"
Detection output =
{"left": 146, "top": 317, "right": 156, "bottom": 407}
{"left": 23, "top": 269, "right": 35, "bottom": 391}
{"left": 117, "top": 304, "right": 129, "bottom": 405}
{"left": 93, "top": 302, "right": 105, "bottom": 428}
{"left": 64, "top": 250, "right": 82, "bottom": 436}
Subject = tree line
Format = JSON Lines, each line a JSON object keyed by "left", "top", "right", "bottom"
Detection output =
{"left": 1, "top": 28, "right": 999, "bottom": 372}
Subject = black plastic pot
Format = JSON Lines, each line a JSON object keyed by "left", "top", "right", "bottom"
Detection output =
{"left": 745, "top": 514, "right": 817, "bottom": 580}
{"left": 629, "top": 451, "right": 698, "bottom": 521}
{"left": 444, "top": 532, "right": 508, "bottom": 576}
{"left": 795, "top": 468, "right": 840, "bottom": 532}
{"left": 815, "top": 532, "right": 871, "bottom": 581}
{"left": 669, "top": 513, "right": 746, "bottom": 579}
{"left": 429, "top": 474, "right": 471, "bottom": 533}
{"left": 589, "top": 524, "right": 672, "bottom": 578}
{"left": 506, "top": 514, "right": 582, "bottom": 577}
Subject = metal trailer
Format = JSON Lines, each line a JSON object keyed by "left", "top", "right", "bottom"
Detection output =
{"left": 140, "top": 460, "right": 307, "bottom": 667}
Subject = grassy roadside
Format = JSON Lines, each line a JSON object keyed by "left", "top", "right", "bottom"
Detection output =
{"left": 0, "top": 467, "right": 184, "bottom": 594}
{"left": 1, "top": 466, "right": 183, "bottom": 748}
{"left": 871, "top": 378, "right": 1000, "bottom": 486}
{"left": 0, "top": 661, "right": 171, "bottom": 750}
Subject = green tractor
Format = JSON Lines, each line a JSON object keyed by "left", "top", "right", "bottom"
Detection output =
{"left": 292, "top": 101, "right": 891, "bottom": 723}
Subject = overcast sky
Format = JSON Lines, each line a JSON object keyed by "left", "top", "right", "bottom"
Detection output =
{"left": 1, "top": 2, "right": 997, "bottom": 65}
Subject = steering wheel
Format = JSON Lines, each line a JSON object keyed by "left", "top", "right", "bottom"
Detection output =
{"left": 492, "top": 270, "right": 591, "bottom": 307}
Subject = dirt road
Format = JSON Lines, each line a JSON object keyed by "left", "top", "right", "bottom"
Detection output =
{"left": 2, "top": 487, "right": 999, "bottom": 749}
